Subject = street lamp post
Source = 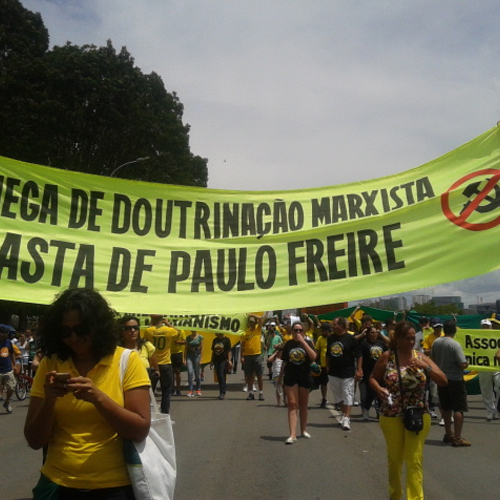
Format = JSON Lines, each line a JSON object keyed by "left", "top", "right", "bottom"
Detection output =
{"left": 109, "top": 156, "right": 150, "bottom": 177}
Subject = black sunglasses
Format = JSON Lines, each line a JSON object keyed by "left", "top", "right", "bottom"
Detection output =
{"left": 122, "top": 325, "right": 140, "bottom": 332}
{"left": 59, "top": 324, "right": 89, "bottom": 339}
{"left": 293, "top": 328, "right": 303, "bottom": 332}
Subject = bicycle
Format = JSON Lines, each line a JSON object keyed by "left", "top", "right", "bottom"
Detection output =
{"left": 15, "top": 371, "right": 33, "bottom": 401}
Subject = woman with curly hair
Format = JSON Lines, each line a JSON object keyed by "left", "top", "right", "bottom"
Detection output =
{"left": 24, "top": 288, "right": 151, "bottom": 500}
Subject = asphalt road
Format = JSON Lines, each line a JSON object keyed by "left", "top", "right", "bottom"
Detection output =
{"left": 3, "top": 372, "right": 499, "bottom": 500}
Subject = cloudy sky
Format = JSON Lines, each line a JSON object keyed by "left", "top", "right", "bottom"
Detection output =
{"left": 20, "top": 0, "right": 500, "bottom": 308}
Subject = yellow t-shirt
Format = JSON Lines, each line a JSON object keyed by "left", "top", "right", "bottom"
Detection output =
{"left": 242, "top": 326, "right": 262, "bottom": 355}
{"left": 423, "top": 332, "right": 444, "bottom": 351}
{"left": 31, "top": 347, "right": 150, "bottom": 489}
{"left": 143, "top": 325, "right": 176, "bottom": 365}
{"left": 315, "top": 336, "right": 329, "bottom": 368}
{"left": 171, "top": 329, "right": 187, "bottom": 355}
{"left": 138, "top": 341, "right": 156, "bottom": 369}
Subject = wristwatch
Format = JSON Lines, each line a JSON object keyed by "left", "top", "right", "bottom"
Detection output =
{"left": 425, "top": 365, "right": 432, "bottom": 374}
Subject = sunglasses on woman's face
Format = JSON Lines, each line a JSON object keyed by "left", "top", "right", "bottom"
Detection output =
{"left": 122, "top": 325, "right": 140, "bottom": 332}
{"left": 293, "top": 329, "right": 303, "bottom": 333}
{"left": 59, "top": 324, "right": 89, "bottom": 339}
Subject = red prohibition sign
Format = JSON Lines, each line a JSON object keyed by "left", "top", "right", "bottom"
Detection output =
{"left": 441, "top": 168, "right": 500, "bottom": 231}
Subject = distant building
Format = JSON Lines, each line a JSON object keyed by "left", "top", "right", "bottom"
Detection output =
{"left": 379, "top": 296, "right": 408, "bottom": 311}
{"left": 413, "top": 294, "right": 431, "bottom": 305}
{"left": 467, "top": 302, "right": 498, "bottom": 315}
{"left": 431, "top": 296, "right": 464, "bottom": 310}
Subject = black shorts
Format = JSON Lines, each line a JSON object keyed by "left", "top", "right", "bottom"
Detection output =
{"left": 171, "top": 352, "right": 183, "bottom": 369}
{"left": 437, "top": 379, "right": 468, "bottom": 413}
{"left": 284, "top": 374, "right": 313, "bottom": 389}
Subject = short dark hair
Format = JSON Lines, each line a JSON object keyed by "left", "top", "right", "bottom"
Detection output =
{"left": 40, "top": 288, "right": 118, "bottom": 361}
{"left": 443, "top": 320, "right": 457, "bottom": 336}
{"left": 336, "top": 316, "right": 348, "bottom": 328}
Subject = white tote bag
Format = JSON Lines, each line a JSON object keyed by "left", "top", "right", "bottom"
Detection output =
{"left": 120, "top": 349, "right": 177, "bottom": 500}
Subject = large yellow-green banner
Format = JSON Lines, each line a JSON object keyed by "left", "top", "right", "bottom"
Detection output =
{"left": 456, "top": 329, "right": 500, "bottom": 372}
{"left": 1, "top": 125, "right": 500, "bottom": 314}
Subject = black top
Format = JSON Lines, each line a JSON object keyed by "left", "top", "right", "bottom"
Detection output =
{"left": 282, "top": 338, "right": 315, "bottom": 378}
{"left": 327, "top": 333, "right": 360, "bottom": 378}
{"left": 211, "top": 336, "right": 231, "bottom": 363}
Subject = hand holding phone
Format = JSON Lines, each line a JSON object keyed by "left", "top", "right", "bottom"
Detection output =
{"left": 53, "top": 373, "right": 70, "bottom": 383}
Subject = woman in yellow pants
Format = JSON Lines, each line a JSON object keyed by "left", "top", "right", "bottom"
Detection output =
{"left": 370, "top": 321, "right": 447, "bottom": 500}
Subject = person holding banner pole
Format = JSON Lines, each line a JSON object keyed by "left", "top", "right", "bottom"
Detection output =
{"left": 241, "top": 314, "right": 265, "bottom": 401}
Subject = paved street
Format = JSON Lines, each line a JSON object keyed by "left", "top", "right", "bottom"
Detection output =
{"left": 3, "top": 372, "right": 499, "bottom": 500}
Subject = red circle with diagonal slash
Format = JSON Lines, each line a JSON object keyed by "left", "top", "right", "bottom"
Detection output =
{"left": 441, "top": 169, "right": 500, "bottom": 231}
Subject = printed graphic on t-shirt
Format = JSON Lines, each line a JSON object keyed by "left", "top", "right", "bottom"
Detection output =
{"left": 213, "top": 341, "right": 225, "bottom": 355}
{"left": 289, "top": 347, "right": 307, "bottom": 365}
{"left": 330, "top": 341, "right": 344, "bottom": 357}
{"left": 369, "top": 345, "right": 384, "bottom": 361}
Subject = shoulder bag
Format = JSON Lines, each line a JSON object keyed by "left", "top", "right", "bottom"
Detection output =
{"left": 120, "top": 349, "right": 177, "bottom": 500}
{"left": 394, "top": 350, "right": 425, "bottom": 434}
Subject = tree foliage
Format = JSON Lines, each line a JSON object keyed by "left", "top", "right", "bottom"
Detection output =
{"left": 412, "top": 301, "right": 463, "bottom": 316}
{"left": 0, "top": 0, "right": 208, "bottom": 186}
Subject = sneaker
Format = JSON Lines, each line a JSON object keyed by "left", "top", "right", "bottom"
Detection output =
{"left": 430, "top": 411, "right": 438, "bottom": 419}
{"left": 443, "top": 434, "right": 454, "bottom": 444}
{"left": 342, "top": 417, "right": 351, "bottom": 431}
{"left": 243, "top": 386, "right": 248, "bottom": 392}
{"left": 362, "top": 409, "right": 370, "bottom": 421}
{"left": 218, "top": 394, "right": 225, "bottom": 400}
{"left": 320, "top": 399, "right": 327, "bottom": 408}
{"left": 301, "top": 431, "right": 311, "bottom": 439}
{"left": 285, "top": 436, "right": 297, "bottom": 444}
{"left": 353, "top": 400, "right": 359, "bottom": 407}
{"left": 3, "top": 401, "right": 12, "bottom": 413}
{"left": 339, "top": 415, "right": 345, "bottom": 426}
{"left": 252, "top": 384, "right": 257, "bottom": 392}
{"left": 187, "top": 391, "right": 194, "bottom": 397}
{"left": 258, "top": 393, "right": 264, "bottom": 401}
{"left": 452, "top": 437, "right": 472, "bottom": 447}
{"left": 246, "top": 392, "right": 255, "bottom": 400}
{"left": 439, "top": 418, "right": 445, "bottom": 426}
{"left": 486, "top": 412, "right": 498, "bottom": 421}
{"left": 196, "top": 390, "right": 202, "bottom": 397}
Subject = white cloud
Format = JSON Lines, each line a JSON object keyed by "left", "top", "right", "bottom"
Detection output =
{"left": 18, "top": 0, "right": 500, "bottom": 305}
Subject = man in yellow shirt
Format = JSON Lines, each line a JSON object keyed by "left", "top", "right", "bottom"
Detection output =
{"left": 315, "top": 322, "right": 332, "bottom": 408}
{"left": 241, "top": 313, "right": 265, "bottom": 400}
{"left": 171, "top": 329, "right": 186, "bottom": 396}
{"left": 144, "top": 315, "right": 177, "bottom": 414}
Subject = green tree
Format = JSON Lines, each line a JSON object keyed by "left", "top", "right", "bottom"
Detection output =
{"left": 0, "top": 0, "right": 208, "bottom": 186}
{"left": 412, "top": 301, "right": 463, "bottom": 316}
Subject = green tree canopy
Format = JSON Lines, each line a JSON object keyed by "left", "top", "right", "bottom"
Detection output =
{"left": 0, "top": 0, "right": 208, "bottom": 186}
{"left": 412, "top": 300, "right": 463, "bottom": 316}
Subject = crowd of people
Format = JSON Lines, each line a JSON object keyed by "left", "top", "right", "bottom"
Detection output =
{"left": 1, "top": 289, "right": 500, "bottom": 499}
